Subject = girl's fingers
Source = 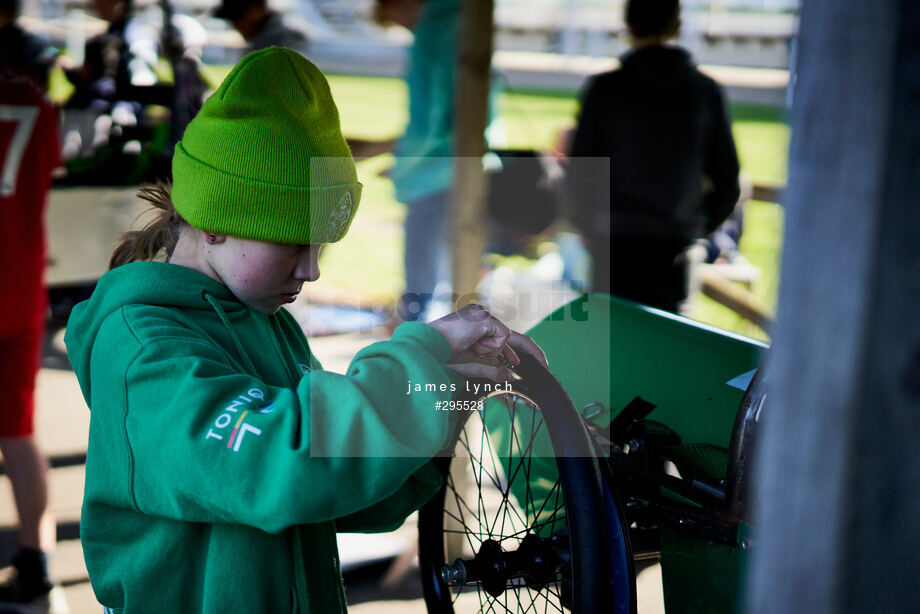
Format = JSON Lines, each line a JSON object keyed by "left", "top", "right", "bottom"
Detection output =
{"left": 449, "top": 348, "right": 504, "bottom": 367}
{"left": 499, "top": 343, "right": 521, "bottom": 366}
{"left": 465, "top": 330, "right": 546, "bottom": 370}
{"left": 471, "top": 339, "right": 502, "bottom": 356}
{"left": 477, "top": 317, "right": 511, "bottom": 350}
{"left": 439, "top": 305, "right": 547, "bottom": 370}
{"left": 467, "top": 318, "right": 511, "bottom": 357}
{"left": 446, "top": 363, "right": 513, "bottom": 382}
{"left": 507, "top": 330, "right": 549, "bottom": 368}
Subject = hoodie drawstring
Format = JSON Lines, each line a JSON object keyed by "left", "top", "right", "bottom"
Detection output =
{"left": 268, "top": 317, "right": 303, "bottom": 387}
{"left": 203, "top": 291, "right": 310, "bottom": 611}
{"left": 202, "top": 292, "right": 260, "bottom": 376}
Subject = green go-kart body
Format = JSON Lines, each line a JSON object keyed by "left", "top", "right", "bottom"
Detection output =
{"left": 483, "top": 293, "right": 766, "bottom": 613}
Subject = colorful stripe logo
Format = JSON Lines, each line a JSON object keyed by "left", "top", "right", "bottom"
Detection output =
{"left": 227, "top": 411, "right": 262, "bottom": 452}
{"left": 227, "top": 411, "right": 249, "bottom": 449}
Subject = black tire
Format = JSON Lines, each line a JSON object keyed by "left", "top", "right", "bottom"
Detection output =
{"left": 418, "top": 353, "right": 634, "bottom": 613}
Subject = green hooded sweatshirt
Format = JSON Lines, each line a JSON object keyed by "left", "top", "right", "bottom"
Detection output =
{"left": 64, "top": 261, "right": 462, "bottom": 613}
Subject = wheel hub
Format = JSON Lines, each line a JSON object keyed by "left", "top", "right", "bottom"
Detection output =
{"left": 440, "top": 533, "right": 566, "bottom": 598}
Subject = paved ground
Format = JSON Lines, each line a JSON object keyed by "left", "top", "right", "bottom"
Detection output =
{"left": 0, "top": 325, "right": 665, "bottom": 613}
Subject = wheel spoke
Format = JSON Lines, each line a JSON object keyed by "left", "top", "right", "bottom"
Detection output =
{"left": 446, "top": 472, "right": 480, "bottom": 554}
{"left": 463, "top": 399, "right": 532, "bottom": 542}
{"left": 442, "top": 509, "right": 487, "bottom": 546}
{"left": 489, "top": 590, "right": 515, "bottom": 614}
{"left": 447, "top": 471, "right": 482, "bottom": 526}
{"left": 477, "top": 412, "right": 491, "bottom": 538}
{"left": 497, "top": 472, "right": 564, "bottom": 544}
{"left": 498, "top": 406, "right": 547, "bottom": 535}
{"left": 457, "top": 433, "right": 507, "bottom": 496}
{"left": 523, "top": 505, "right": 565, "bottom": 543}
{"left": 480, "top": 406, "right": 505, "bottom": 539}
{"left": 523, "top": 586, "right": 540, "bottom": 614}
{"left": 450, "top": 579, "right": 469, "bottom": 606}
{"left": 541, "top": 583, "right": 566, "bottom": 613}
{"left": 530, "top": 473, "right": 564, "bottom": 532}
{"left": 523, "top": 400, "right": 540, "bottom": 527}
{"left": 487, "top": 395, "right": 529, "bottom": 540}
{"left": 456, "top": 429, "right": 484, "bottom": 518}
{"left": 496, "top": 394, "right": 518, "bottom": 540}
{"left": 421, "top": 370, "right": 618, "bottom": 614}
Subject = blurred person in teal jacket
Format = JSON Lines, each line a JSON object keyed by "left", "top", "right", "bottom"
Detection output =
{"left": 360, "top": 0, "right": 500, "bottom": 325}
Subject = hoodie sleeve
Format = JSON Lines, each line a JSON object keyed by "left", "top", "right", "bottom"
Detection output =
{"left": 107, "top": 313, "right": 461, "bottom": 534}
{"left": 334, "top": 460, "right": 443, "bottom": 533}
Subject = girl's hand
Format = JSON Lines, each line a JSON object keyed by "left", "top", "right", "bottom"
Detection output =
{"left": 427, "top": 304, "right": 549, "bottom": 381}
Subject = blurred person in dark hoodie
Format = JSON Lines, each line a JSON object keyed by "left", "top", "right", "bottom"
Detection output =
{"left": 213, "top": 0, "right": 308, "bottom": 53}
{"left": 568, "top": 0, "right": 740, "bottom": 312}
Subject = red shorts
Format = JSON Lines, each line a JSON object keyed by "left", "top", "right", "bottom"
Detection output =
{"left": 0, "top": 325, "right": 44, "bottom": 438}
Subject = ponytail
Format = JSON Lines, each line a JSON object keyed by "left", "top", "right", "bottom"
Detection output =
{"left": 109, "top": 182, "right": 185, "bottom": 270}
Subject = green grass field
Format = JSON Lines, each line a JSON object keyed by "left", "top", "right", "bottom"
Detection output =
{"left": 50, "top": 68, "right": 787, "bottom": 339}
{"left": 320, "top": 74, "right": 787, "bottom": 340}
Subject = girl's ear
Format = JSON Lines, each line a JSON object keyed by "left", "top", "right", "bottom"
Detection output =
{"left": 202, "top": 231, "right": 227, "bottom": 245}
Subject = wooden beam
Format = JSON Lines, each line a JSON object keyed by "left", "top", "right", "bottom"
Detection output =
{"left": 452, "top": 0, "right": 494, "bottom": 307}
{"left": 751, "top": 182, "right": 784, "bottom": 204}
{"left": 698, "top": 267, "right": 773, "bottom": 330}
{"left": 746, "top": 1, "right": 920, "bottom": 611}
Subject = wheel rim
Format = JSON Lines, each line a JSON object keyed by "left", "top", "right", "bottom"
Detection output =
{"left": 419, "top": 354, "right": 628, "bottom": 613}
{"left": 427, "top": 400, "right": 576, "bottom": 612}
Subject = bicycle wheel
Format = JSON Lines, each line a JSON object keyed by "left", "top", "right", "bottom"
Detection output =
{"left": 418, "top": 353, "right": 635, "bottom": 613}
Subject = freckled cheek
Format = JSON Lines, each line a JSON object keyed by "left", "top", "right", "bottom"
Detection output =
{"left": 232, "top": 261, "right": 280, "bottom": 293}
{"left": 230, "top": 263, "right": 257, "bottom": 288}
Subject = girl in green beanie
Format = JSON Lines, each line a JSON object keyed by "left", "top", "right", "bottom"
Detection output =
{"left": 64, "top": 47, "right": 546, "bottom": 613}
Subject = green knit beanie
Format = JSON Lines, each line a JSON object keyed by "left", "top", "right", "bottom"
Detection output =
{"left": 172, "top": 47, "right": 361, "bottom": 244}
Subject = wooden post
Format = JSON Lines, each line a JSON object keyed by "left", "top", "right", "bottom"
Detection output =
{"left": 445, "top": 0, "right": 494, "bottom": 565}
{"left": 451, "top": 0, "right": 494, "bottom": 307}
{"left": 746, "top": 1, "right": 920, "bottom": 612}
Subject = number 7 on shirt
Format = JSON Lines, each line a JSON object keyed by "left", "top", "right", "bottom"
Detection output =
{"left": 0, "top": 105, "right": 40, "bottom": 197}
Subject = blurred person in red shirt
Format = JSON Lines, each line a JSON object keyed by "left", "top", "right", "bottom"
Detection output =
{"left": 0, "top": 0, "right": 66, "bottom": 610}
